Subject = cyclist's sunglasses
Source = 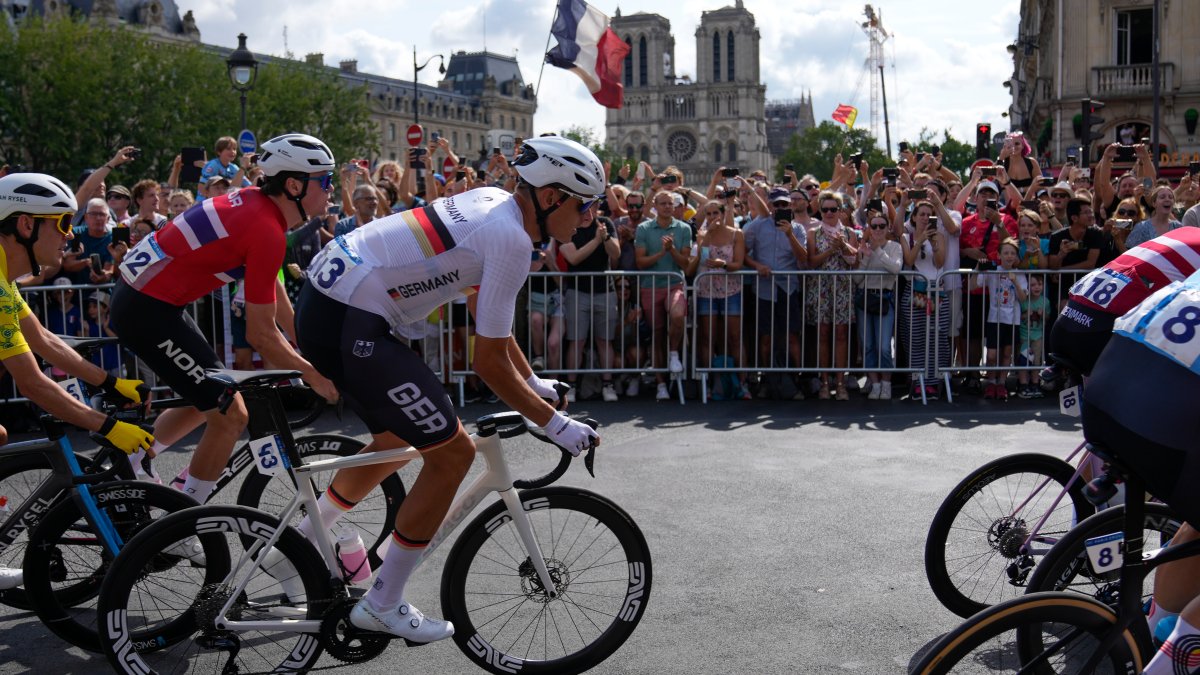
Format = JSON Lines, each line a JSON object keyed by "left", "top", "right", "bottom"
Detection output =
{"left": 32, "top": 212, "right": 73, "bottom": 236}
{"left": 558, "top": 189, "right": 602, "bottom": 213}
{"left": 304, "top": 172, "right": 335, "bottom": 191}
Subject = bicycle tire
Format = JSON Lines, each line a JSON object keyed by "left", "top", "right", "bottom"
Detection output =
{"left": 924, "top": 452, "right": 1095, "bottom": 618}
{"left": 98, "top": 505, "right": 331, "bottom": 675}
{"left": 911, "top": 592, "right": 1144, "bottom": 674}
{"left": 278, "top": 383, "right": 325, "bottom": 430}
{"left": 22, "top": 480, "right": 199, "bottom": 651}
{"left": 441, "top": 486, "right": 651, "bottom": 675}
{"left": 1024, "top": 502, "right": 1180, "bottom": 607}
{"left": 236, "top": 433, "right": 405, "bottom": 570}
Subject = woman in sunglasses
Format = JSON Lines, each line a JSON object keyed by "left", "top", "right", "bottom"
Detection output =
{"left": 688, "top": 198, "right": 748, "bottom": 398}
{"left": 807, "top": 191, "right": 858, "bottom": 400}
{"left": 855, "top": 211, "right": 902, "bottom": 399}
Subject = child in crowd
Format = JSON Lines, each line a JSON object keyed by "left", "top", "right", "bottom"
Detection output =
{"left": 969, "top": 239, "right": 1028, "bottom": 400}
{"left": 1016, "top": 275, "right": 1050, "bottom": 398}
{"left": 82, "top": 291, "right": 121, "bottom": 375}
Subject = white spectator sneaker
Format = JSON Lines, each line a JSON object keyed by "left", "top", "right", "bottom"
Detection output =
{"left": 880, "top": 382, "right": 892, "bottom": 400}
{"left": 867, "top": 383, "right": 882, "bottom": 400}
{"left": 602, "top": 383, "right": 618, "bottom": 402}
{"left": 668, "top": 351, "right": 684, "bottom": 374}
{"left": 350, "top": 600, "right": 454, "bottom": 645}
{"left": 0, "top": 567, "right": 22, "bottom": 590}
{"left": 656, "top": 383, "right": 670, "bottom": 401}
{"left": 258, "top": 546, "right": 306, "bottom": 603}
{"left": 531, "top": 356, "right": 545, "bottom": 372}
{"left": 565, "top": 388, "right": 576, "bottom": 403}
{"left": 624, "top": 378, "right": 640, "bottom": 398}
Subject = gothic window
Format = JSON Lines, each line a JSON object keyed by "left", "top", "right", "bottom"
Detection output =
{"left": 640, "top": 145, "right": 650, "bottom": 163}
{"left": 714, "top": 142, "right": 722, "bottom": 163}
{"left": 667, "top": 131, "right": 697, "bottom": 163}
{"left": 727, "top": 31, "right": 735, "bottom": 82}
{"left": 624, "top": 37, "right": 633, "bottom": 86}
{"left": 712, "top": 33, "right": 720, "bottom": 82}
{"left": 727, "top": 141, "right": 737, "bottom": 163}
{"left": 638, "top": 36, "right": 648, "bottom": 86}
{"left": 625, "top": 145, "right": 635, "bottom": 159}
{"left": 499, "top": 114, "right": 505, "bottom": 128}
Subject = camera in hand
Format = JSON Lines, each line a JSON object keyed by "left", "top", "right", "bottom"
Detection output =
{"left": 785, "top": 163, "right": 794, "bottom": 172}
{"left": 866, "top": 199, "right": 884, "bottom": 212}
{"left": 660, "top": 175, "right": 678, "bottom": 185}
{"left": 408, "top": 147, "right": 427, "bottom": 169}
{"left": 127, "top": 148, "right": 142, "bottom": 160}
{"left": 719, "top": 189, "right": 737, "bottom": 200}
{"left": 721, "top": 167, "right": 739, "bottom": 178}
{"left": 898, "top": 141, "right": 909, "bottom": 153}
{"left": 1113, "top": 219, "right": 1133, "bottom": 230}
{"left": 1190, "top": 161, "right": 1200, "bottom": 176}
{"left": 1115, "top": 144, "right": 1136, "bottom": 162}
{"left": 773, "top": 208, "right": 793, "bottom": 224}
{"left": 1021, "top": 200, "right": 1040, "bottom": 211}
{"left": 909, "top": 189, "right": 927, "bottom": 200}
{"left": 930, "top": 144, "right": 940, "bottom": 156}
{"left": 985, "top": 199, "right": 999, "bottom": 211}
{"left": 851, "top": 153, "right": 864, "bottom": 172}
{"left": 455, "top": 169, "right": 466, "bottom": 181}
{"left": 1039, "top": 177, "right": 1055, "bottom": 187}
{"left": 882, "top": 166, "right": 899, "bottom": 184}
{"left": 111, "top": 227, "right": 130, "bottom": 246}
{"left": 981, "top": 166, "right": 998, "bottom": 177}
{"left": 89, "top": 253, "right": 103, "bottom": 275}
{"left": 928, "top": 215, "right": 940, "bottom": 232}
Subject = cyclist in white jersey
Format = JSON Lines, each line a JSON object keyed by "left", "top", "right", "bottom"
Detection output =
{"left": 292, "top": 136, "right": 604, "bottom": 642}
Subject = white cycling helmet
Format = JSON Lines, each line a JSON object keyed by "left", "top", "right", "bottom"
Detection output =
{"left": 0, "top": 172, "right": 78, "bottom": 277}
{"left": 257, "top": 133, "right": 335, "bottom": 177}
{"left": 513, "top": 136, "right": 605, "bottom": 200}
{"left": 0, "top": 172, "right": 77, "bottom": 220}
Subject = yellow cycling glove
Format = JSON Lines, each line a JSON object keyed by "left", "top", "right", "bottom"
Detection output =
{"left": 100, "top": 374, "right": 146, "bottom": 405}
{"left": 99, "top": 417, "right": 154, "bottom": 455}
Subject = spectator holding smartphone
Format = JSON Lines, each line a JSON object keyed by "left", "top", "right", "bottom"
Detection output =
{"left": 998, "top": 132, "right": 1041, "bottom": 191}
{"left": 807, "top": 191, "right": 857, "bottom": 401}
{"left": 1048, "top": 198, "right": 1103, "bottom": 272}
{"left": 63, "top": 198, "right": 114, "bottom": 285}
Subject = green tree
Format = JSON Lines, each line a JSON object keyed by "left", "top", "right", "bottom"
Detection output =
{"left": 774, "top": 122, "right": 889, "bottom": 183}
{"left": 559, "top": 124, "right": 634, "bottom": 177}
{"left": 0, "top": 16, "right": 375, "bottom": 187}
{"left": 907, "top": 128, "right": 975, "bottom": 179}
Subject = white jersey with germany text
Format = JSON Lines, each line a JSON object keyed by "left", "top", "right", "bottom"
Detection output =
{"left": 307, "top": 187, "right": 534, "bottom": 338}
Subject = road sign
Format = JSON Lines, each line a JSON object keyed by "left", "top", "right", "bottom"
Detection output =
{"left": 406, "top": 124, "right": 423, "bottom": 147}
{"left": 443, "top": 157, "right": 456, "bottom": 174}
{"left": 238, "top": 129, "right": 256, "bottom": 154}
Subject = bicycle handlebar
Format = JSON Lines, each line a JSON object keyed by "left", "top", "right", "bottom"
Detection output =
{"left": 475, "top": 410, "right": 599, "bottom": 490}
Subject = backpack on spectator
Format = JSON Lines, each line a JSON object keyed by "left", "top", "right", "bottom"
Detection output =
{"left": 709, "top": 355, "right": 745, "bottom": 401}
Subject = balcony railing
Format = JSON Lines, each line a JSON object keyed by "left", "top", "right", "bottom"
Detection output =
{"left": 1093, "top": 63, "right": 1174, "bottom": 97}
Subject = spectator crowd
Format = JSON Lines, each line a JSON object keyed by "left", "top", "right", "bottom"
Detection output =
{"left": 3, "top": 129, "right": 1198, "bottom": 407}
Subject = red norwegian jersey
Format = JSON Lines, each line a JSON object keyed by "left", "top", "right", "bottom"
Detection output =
{"left": 1069, "top": 228, "right": 1200, "bottom": 315}
{"left": 119, "top": 188, "right": 287, "bottom": 306}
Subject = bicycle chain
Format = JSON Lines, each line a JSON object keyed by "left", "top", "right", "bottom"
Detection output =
{"left": 318, "top": 597, "right": 390, "bottom": 664}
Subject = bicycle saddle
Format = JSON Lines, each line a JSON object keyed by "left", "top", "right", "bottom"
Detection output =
{"left": 204, "top": 369, "right": 301, "bottom": 390}
{"left": 57, "top": 335, "right": 119, "bottom": 354}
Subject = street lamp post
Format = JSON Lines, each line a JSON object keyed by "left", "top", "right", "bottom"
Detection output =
{"left": 413, "top": 46, "right": 446, "bottom": 127}
{"left": 226, "top": 33, "right": 259, "bottom": 133}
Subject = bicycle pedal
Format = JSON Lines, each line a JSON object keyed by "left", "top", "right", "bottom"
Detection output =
{"left": 403, "top": 638, "right": 430, "bottom": 648}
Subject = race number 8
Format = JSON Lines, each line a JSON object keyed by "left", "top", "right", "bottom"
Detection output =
{"left": 1162, "top": 307, "right": 1200, "bottom": 345}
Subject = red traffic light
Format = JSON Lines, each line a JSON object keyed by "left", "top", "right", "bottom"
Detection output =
{"left": 977, "top": 124, "right": 991, "bottom": 135}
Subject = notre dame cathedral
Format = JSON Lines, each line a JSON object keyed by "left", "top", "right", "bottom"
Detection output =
{"left": 606, "top": 1, "right": 773, "bottom": 184}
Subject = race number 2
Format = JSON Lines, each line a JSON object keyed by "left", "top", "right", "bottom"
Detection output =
{"left": 118, "top": 233, "right": 169, "bottom": 285}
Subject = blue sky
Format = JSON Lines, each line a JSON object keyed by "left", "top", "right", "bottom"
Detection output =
{"left": 179, "top": 0, "right": 1020, "bottom": 155}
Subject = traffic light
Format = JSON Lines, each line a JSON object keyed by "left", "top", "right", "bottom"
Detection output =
{"left": 1081, "top": 99, "right": 1106, "bottom": 166}
{"left": 975, "top": 123, "right": 992, "bottom": 159}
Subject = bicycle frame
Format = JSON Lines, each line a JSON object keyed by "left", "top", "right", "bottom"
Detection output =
{"left": 211, "top": 429, "right": 554, "bottom": 634}
{"left": 1016, "top": 442, "right": 1091, "bottom": 556}
{"left": 0, "top": 429, "right": 125, "bottom": 560}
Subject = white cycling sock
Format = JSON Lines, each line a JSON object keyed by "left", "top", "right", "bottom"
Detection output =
{"left": 149, "top": 440, "right": 169, "bottom": 457}
{"left": 179, "top": 475, "right": 217, "bottom": 503}
{"left": 364, "top": 531, "right": 427, "bottom": 612}
{"left": 1147, "top": 598, "right": 1179, "bottom": 633}
{"left": 297, "top": 487, "right": 356, "bottom": 539}
{"left": 1144, "top": 617, "right": 1200, "bottom": 674}
{"left": 130, "top": 449, "right": 148, "bottom": 474}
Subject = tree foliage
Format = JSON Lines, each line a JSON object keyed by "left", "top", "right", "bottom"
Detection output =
{"left": 0, "top": 16, "right": 376, "bottom": 187}
{"left": 774, "top": 122, "right": 890, "bottom": 183}
{"left": 559, "top": 124, "right": 634, "bottom": 175}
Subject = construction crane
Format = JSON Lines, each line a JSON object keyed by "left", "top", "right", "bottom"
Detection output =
{"left": 860, "top": 4, "right": 892, "bottom": 154}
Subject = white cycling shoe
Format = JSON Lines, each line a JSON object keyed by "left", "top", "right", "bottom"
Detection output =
{"left": 0, "top": 567, "right": 22, "bottom": 590}
{"left": 164, "top": 536, "right": 207, "bottom": 566}
{"left": 349, "top": 600, "right": 454, "bottom": 645}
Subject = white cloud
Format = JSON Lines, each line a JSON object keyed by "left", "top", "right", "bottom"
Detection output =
{"left": 176, "top": 0, "right": 1020, "bottom": 162}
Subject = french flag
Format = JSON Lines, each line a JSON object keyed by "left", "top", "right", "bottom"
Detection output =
{"left": 545, "top": 0, "right": 631, "bottom": 109}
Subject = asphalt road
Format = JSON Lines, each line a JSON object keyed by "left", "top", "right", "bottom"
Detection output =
{"left": 0, "top": 394, "right": 1081, "bottom": 674}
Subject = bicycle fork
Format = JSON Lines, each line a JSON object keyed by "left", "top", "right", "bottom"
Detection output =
{"left": 497, "top": 488, "right": 558, "bottom": 599}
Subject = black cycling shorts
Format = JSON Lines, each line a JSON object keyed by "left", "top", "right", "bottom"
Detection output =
{"left": 109, "top": 282, "right": 225, "bottom": 411}
{"left": 1083, "top": 336, "right": 1200, "bottom": 529}
{"left": 295, "top": 283, "right": 458, "bottom": 448}
{"left": 1047, "top": 299, "right": 1115, "bottom": 375}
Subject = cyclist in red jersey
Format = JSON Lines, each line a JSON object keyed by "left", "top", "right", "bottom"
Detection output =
{"left": 1048, "top": 226, "right": 1200, "bottom": 376}
{"left": 109, "top": 134, "right": 339, "bottom": 503}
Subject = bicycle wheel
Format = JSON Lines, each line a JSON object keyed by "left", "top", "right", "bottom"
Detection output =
{"left": 1024, "top": 502, "right": 1180, "bottom": 607}
{"left": 912, "top": 592, "right": 1145, "bottom": 674}
{"left": 22, "top": 481, "right": 199, "bottom": 651}
{"left": 98, "top": 505, "right": 331, "bottom": 675}
{"left": 278, "top": 382, "right": 326, "bottom": 429}
{"left": 925, "top": 452, "right": 1095, "bottom": 618}
{"left": 0, "top": 451, "right": 57, "bottom": 610}
{"left": 236, "top": 433, "right": 405, "bottom": 570}
{"left": 441, "top": 486, "right": 651, "bottom": 675}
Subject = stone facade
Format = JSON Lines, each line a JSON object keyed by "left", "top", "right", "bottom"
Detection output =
{"left": 765, "top": 94, "right": 816, "bottom": 158}
{"left": 606, "top": 1, "right": 771, "bottom": 185}
{"left": 1010, "top": 0, "right": 1200, "bottom": 170}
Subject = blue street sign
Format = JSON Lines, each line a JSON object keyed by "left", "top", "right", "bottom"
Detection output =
{"left": 238, "top": 129, "right": 257, "bottom": 154}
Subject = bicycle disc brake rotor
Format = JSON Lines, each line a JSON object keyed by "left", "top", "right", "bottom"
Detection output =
{"left": 988, "top": 517, "right": 1030, "bottom": 558}
{"left": 518, "top": 557, "right": 570, "bottom": 602}
{"left": 319, "top": 597, "right": 390, "bottom": 664}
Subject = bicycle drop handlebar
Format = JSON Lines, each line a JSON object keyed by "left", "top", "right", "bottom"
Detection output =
{"left": 475, "top": 410, "right": 599, "bottom": 490}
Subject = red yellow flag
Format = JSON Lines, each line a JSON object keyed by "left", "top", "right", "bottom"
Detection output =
{"left": 832, "top": 104, "right": 858, "bottom": 129}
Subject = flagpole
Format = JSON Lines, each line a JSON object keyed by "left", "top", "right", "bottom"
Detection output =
{"left": 535, "top": 3, "right": 560, "bottom": 101}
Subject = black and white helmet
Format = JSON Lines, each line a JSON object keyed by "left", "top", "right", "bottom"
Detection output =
{"left": 513, "top": 136, "right": 605, "bottom": 200}
{"left": 0, "top": 173, "right": 77, "bottom": 221}
{"left": 257, "top": 133, "right": 335, "bottom": 177}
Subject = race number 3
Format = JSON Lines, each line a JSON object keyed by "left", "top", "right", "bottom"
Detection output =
{"left": 313, "top": 236, "right": 362, "bottom": 290}
{"left": 250, "top": 435, "right": 290, "bottom": 477}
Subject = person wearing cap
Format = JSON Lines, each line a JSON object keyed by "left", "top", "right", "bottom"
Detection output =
{"left": 46, "top": 276, "right": 82, "bottom": 339}
{"left": 743, "top": 186, "right": 808, "bottom": 396}
{"left": 636, "top": 189, "right": 695, "bottom": 400}
{"left": 198, "top": 136, "right": 250, "bottom": 201}
{"left": 202, "top": 173, "right": 232, "bottom": 200}
{"left": 82, "top": 290, "right": 120, "bottom": 374}
{"left": 105, "top": 184, "right": 133, "bottom": 224}
{"left": 63, "top": 197, "right": 115, "bottom": 285}
{"left": 1045, "top": 181, "right": 1074, "bottom": 228}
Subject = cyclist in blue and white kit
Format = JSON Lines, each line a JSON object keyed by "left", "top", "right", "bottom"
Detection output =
{"left": 292, "top": 136, "right": 604, "bottom": 643}
{"left": 1083, "top": 269, "right": 1200, "bottom": 674}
